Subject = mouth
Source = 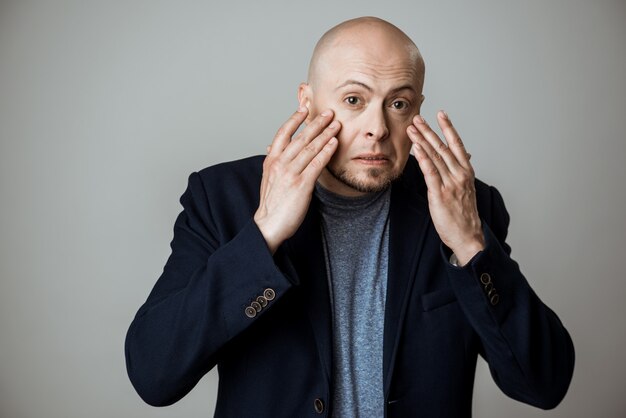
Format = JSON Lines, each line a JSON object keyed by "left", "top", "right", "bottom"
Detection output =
{"left": 354, "top": 153, "right": 390, "bottom": 165}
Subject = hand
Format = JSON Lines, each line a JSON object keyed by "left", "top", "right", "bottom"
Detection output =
{"left": 254, "top": 107, "right": 340, "bottom": 254}
{"left": 406, "top": 111, "right": 485, "bottom": 266}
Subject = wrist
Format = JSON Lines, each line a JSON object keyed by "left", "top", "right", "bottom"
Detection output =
{"left": 253, "top": 212, "right": 282, "bottom": 255}
{"left": 451, "top": 236, "right": 485, "bottom": 267}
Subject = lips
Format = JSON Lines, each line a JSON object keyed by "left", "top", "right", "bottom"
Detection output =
{"left": 354, "top": 153, "right": 388, "bottom": 160}
{"left": 354, "top": 153, "right": 389, "bottom": 165}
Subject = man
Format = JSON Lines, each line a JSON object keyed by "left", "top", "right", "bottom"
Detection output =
{"left": 125, "top": 17, "right": 574, "bottom": 417}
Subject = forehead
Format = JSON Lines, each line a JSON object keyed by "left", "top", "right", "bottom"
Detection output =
{"left": 318, "top": 41, "right": 420, "bottom": 92}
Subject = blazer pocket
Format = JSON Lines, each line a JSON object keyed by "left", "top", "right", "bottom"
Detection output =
{"left": 421, "top": 288, "right": 457, "bottom": 311}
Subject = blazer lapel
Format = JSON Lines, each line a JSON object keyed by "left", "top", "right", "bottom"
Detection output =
{"left": 284, "top": 196, "right": 333, "bottom": 384}
{"left": 383, "top": 159, "right": 431, "bottom": 396}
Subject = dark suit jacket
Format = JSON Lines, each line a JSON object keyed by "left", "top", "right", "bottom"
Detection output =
{"left": 125, "top": 155, "right": 574, "bottom": 417}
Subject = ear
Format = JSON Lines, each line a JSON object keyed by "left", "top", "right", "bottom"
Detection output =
{"left": 298, "top": 82, "right": 314, "bottom": 124}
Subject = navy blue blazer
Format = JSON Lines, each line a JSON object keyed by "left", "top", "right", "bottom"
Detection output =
{"left": 125, "top": 155, "right": 574, "bottom": 417}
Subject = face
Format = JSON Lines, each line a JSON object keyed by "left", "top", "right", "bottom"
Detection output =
{"left": 300, "top": 37, "right": 424, "bottom": 196}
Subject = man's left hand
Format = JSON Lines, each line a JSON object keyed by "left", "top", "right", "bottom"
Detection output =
{"left": 406, "top": 110, "right": 485, "bottom": 267}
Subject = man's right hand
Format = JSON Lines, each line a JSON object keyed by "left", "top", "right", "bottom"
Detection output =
{"left": 254, "top": 107, "right": 340, "bottom": 254}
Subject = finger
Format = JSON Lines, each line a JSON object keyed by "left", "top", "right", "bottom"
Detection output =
{"left": 407, "top": 122, "right": 453, "bottom": 184}
{"left": 437, "top": 110, "right": 472, "bottom": 171}
{"left": 411, "top": 142, "right": 443, "bottom": 192}
{"left": 301, "top": 137, "right": 339, "bottom": 182}
{"left": 412, "top": 115, "right": 463, "bottom": 179}
{"left": 281, "top": 109, "right": 335, "bottom": 162}
{"left": 269, "top": 106, "right": 309, "bottom": 157}
{"left": 291, "top": 120, "right": 341, "bottom": 174}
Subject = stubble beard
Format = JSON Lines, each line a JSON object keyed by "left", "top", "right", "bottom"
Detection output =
{"left": 325, "top": 163, "right": 401, "bottom": 194}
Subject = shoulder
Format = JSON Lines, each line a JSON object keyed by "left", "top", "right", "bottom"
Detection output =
{"left": 196, "top": 155, "right": 265, "bottom": 184}
{"left": 181, "top": 154, "right": 265, "bottom": 212}
{"left": 188, "top": 155, "right": 265, "bottom": 198}
{"left": 178, "top": 155, "right": 265, "bottom": 235}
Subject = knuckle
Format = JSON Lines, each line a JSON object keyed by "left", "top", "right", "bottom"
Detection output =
{"left": 276, "top": 125, "right": 288, "bottom": 138}
{"left": 325, "top": 122, "right": 339, "bottom": 132}
{"left": 308, "top": 156, "right": 323, "bottom": 170}
{"left": 290, "top": 112, "right": 303, "bottom": 123}
{"left": 293, "top": 131, "right": 304, "bottom": 142}
{"left": 316, "top": 117, "right": 332, "bottom": 129}
{"left": 268, "top": 161, "right": 282, "bottom": 176}
{"left": 304, "top": 143, "right": 316, "bottom": 154}
{"left": 418, "top": 154, "right": 430, "bottom": 164}
{"left": 463, "top": 178, "right": 475, "bottom": 190}
{"left": 324, "top": 140, "right": 337, "bottom": 152}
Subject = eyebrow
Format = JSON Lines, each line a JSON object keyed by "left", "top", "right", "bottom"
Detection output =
{"left": 334, "top": 79, "right": 417, "bottom": 95}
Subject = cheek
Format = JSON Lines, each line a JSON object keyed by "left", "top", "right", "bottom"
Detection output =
{"left": 334, "top": 118, "right": 357, "bottom": 146}
{"left": 332, "top": 106, "right": 359, "bottom": 122}
{"left": 390, "top": 120, "right": 413, "bottom": 156}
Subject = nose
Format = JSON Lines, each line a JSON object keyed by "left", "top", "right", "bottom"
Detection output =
{"left": 364, "top": 106, "right": 389, "bottom": 141}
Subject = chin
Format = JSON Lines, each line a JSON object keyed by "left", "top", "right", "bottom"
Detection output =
{"left": 328, "top": 165, "right": 400, "bottom": 194}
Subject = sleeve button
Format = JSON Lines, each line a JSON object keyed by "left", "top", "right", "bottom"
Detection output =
{"left": 245, "top": 306, "right": 257, "bottom": 318}
{"left": 483, "top": 281, "right": 493, "bottom": 293}
{"left": 480, "top": 273, "right": 492, "bottom": 285}
{"left": 490, "top": 294, "right": 500, "bottom": 305}
{"left": 251, "top": 301, "right": 262, "bottom": 312}
{"left": 256, "top": 296, "right": 268, "bottom": 307}
{"left": 263, "top": 288, "right": 276, "bottom": 301}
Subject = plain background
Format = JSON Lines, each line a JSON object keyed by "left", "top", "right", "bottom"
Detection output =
{"left": 1, "top": 0, "right": 624, "bottom": 417}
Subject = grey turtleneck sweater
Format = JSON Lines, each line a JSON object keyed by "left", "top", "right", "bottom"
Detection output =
{"left": 314, "top": 182, "right": 391, "bottom": 418}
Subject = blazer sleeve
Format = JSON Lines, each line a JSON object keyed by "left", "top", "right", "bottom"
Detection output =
{"left": 124, "top": 171, "right": 298, "bottom": 407}
{"left": 440, "top": 185, "right": 575, "bottom": 409}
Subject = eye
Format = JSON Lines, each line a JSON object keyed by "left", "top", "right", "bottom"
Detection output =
{"left": 345, "top": 96, "right": 360, "bottom": 106}
{"left": 391, "top": 100, "right": 410, "bottom": 110}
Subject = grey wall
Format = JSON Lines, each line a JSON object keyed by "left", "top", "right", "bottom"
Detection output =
{"left": 1, "top": 1, "right": 624, "bottom": 417}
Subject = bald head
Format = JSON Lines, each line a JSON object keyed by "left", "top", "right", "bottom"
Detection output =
{"left": 307, "top": 17, "right": 425, "bottom": 92}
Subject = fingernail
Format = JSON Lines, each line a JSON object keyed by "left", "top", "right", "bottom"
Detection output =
{"left": 440, "top": 110, "right": 449, "bottom": 120}
{"left": 329, "top": 121, "right": 339, "bottom": 129}
{"left": 321, "top": 110, "right": 332, "bottom": 117}
{"left": 408, "top": 125, "right": 418, "bottom": 134}
{"left": 298, "top": 105, "right": 307, "bottom": 113}
{"left": 329, "top": 137, "right": 337, "bottom": 144}
{"left": 414, "top": 115, "right": 425, "bottom": 124}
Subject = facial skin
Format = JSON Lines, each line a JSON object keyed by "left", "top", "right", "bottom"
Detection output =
{"left": 298, "top": 17, "right": 425, "bottom": 196}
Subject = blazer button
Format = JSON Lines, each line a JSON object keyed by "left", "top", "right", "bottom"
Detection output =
{"left": 251, "top": 301, "right": 262, "bottom": 312}
{"left": 480, "top": 273, "right": 492, "bottom": 285}
{"left": 313, "top": 398, "right": 324, "bottom": 414}
{"left": 263, "top": 288, "right": 276, "bottom": 301}
{"left": 244, "top": 306, "right": 257, "bottom": 318}
{"left": 256, "top": 296, "right": 268, "bottom": 307}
